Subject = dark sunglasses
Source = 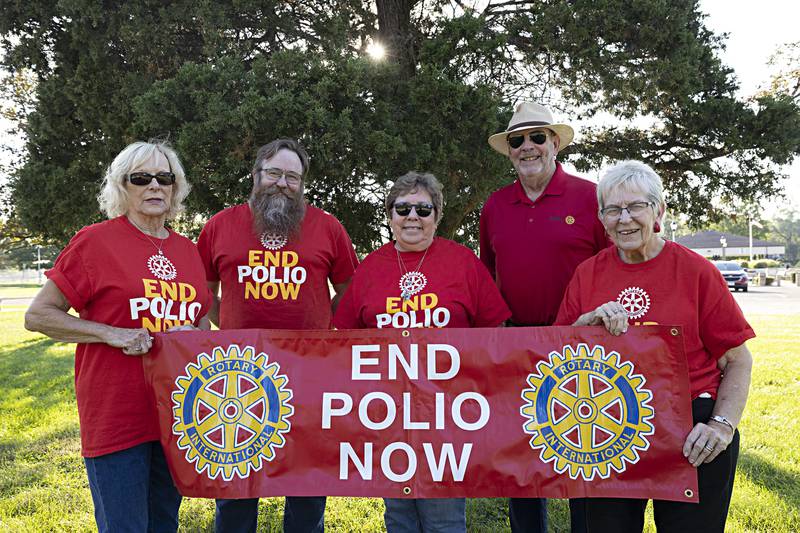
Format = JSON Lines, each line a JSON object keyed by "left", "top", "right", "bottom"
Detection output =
{"left": 507, "top": 131, "right": 548, "bottom": 149}
{"left": 128, "top": 172, "right": 176, "bottom": 186}
{"left": 393, "top": 202, "right": 434, "bottom": 218}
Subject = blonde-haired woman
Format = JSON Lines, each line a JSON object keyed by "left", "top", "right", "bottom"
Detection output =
{"left": 26, "top": 141, "right": 211, "bottom": 532}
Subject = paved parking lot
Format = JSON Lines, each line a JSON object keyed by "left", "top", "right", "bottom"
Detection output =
{"left": 731, "top": 283, "right": 800, "bottom": 316}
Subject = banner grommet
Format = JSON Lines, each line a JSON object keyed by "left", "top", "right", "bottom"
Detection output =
{"left": 670, "top": 328, "right": 679, "bottom": 336}
{"left": 403, "top": 486, "right": 412, "bottom": 495}
{"left": 402, "top": 330, "right": 410, "bottom": 337}
{"left": 684, "top": 489, "right": 694, "bottom": 498}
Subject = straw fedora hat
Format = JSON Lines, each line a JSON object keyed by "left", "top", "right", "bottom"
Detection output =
{"left": 488, "top": 102, "right": 575, "bottom": 155}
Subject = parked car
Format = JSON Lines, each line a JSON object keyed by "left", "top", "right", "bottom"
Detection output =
{"left": 713, "top": 261, "right": 749, "bottom": 292}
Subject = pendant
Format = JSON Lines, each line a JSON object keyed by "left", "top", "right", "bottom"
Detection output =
{"left": 261, "top": 232, "right": 288, "bottom": 250}
{"left": 399, "top": 271, "right": 427, "bottom": 300}
{"left": 147, "top": 251, "right": 177, "bottom": 281}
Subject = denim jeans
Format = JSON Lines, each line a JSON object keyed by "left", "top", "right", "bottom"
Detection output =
{"left": 215, "top": 496, "right": 326, "bottom": 533}
{"left": 383, "top": 497, "right": 466, "bottom": 533}
{"left": 83, "top": 441, "right": 181, "bottom": 533}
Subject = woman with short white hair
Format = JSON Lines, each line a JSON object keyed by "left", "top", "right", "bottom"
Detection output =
{"left": 555, "top": 160, "right": 754, "bottom": 532}
{"left": 25, "top": 140, "right": 211, "bottom": 532}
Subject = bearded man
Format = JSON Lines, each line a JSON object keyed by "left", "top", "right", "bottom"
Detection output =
{"left": 197, "top": 138, "right": 359, "bottom": 533}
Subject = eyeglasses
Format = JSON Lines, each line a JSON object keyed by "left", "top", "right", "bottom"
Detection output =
{"left": 507, "top": 131, "right": 548, "bottom": 149}
{"left": 600, "top": 201, "right": 654, "bottom": 220}
{"left": 128, "top": 172, "right": 176, "bottom": 186}
{"left": 393, "top": 202, "right": 435, "bottom": 218}
{"left": 259, "top": 168, "right": 303, "bottom": 186}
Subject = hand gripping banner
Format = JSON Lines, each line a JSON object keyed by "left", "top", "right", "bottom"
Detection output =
{"left": 143, "top": 326, "right": 698, "bottom": 502}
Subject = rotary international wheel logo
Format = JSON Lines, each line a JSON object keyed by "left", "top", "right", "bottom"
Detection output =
{"left": 616, "top": 286, "right": 651, "bottom": 320}
{"left": 520, "top": 344, "right": 654, "bottom": 480}
{"left": 399, "top": 271, "right": 427, "bottom": 299}
{"left": 171, "top": 344, "right": 293, "bottom": 481}
{"left": 260, "top": 232, "right": 288, "bottom": 250}
{"left": 147, "top": 253, "right": 177, "bottom": 281}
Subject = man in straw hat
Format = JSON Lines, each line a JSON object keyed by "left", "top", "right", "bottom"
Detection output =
{"left": 480, "top": 102, "right": 609, "bottom": 532}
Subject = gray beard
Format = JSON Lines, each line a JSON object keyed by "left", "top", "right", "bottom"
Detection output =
{"left": 250, "top": 185, "right": 306, "bottom": 238}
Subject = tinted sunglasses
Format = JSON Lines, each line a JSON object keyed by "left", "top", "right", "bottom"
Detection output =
{"left": 507, "top": 131, "right": 548, "bottom": 149}
{"left": 128, "top": 172, "right": 176, "bottom": 186}
{"left": 393, "top": 202, "right": 434, "bottom": 218}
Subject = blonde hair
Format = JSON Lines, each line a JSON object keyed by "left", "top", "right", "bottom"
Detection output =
{"left": 97, "top": 141, "right": 190, "bottom": 219}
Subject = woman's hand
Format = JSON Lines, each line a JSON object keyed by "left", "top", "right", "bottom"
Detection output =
{"left": 573, "top": 301, "right": 629, "bottom": 335}
{"left": 105, "top": 327, "right": 153, "bottom": 356}
{"left": 682, "top": 421, "right": 735, "bottom": 467}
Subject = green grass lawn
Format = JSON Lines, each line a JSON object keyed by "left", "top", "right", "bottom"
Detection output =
{"left": 0, "top": 311, "right": 797, "bottom": 532}
{"left": 0, "top": 283, "right": 41, "bottom": 300}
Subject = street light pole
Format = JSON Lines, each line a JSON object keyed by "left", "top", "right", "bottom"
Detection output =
{"left": 670, "top": 221, "right": 677, "bottom": 241}
{"left": 720, "top": 235, "right": 727, "bottom": 260}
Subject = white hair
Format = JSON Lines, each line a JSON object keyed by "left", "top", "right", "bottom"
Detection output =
{"left": 97, "top": 141, "right": 190, "bottom": 219}
{"left": 597, "top": 160, "right": 665, "bottom": 210}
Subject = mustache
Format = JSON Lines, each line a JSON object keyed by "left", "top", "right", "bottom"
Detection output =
{"left": 250, "top": 184, "right": 306, "bottom": 238}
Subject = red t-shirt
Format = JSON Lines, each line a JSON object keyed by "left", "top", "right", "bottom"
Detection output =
{"left": 333, "top": 238, "right": 510, "bottom": 329}
{"left": 555, "top": 241, "right": 755, "bottom": 399}
{"left": 480, "top": 163, "right": 609, "bottom": 326}
{"left": 46, "top": 216, "right": 212, "bottom": 457}
{"left": 197, "top": 204, "right": 358, "bottom": 330}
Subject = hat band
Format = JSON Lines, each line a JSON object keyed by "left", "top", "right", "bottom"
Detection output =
{"left": 507, "top": 120, "right": 551, "bottom": 132}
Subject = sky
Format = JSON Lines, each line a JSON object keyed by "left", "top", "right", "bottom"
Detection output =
{"left": 1, "top": 2, "right": 799, "bottom": 217}
{"left": 698, "top": 0, "right": 800, "bottom": 212}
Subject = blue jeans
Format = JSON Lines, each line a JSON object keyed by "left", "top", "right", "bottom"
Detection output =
{"left": 215, "top": 496, "right": 326, "bottom": 532}
{"left": 84, "top": 441, "right": 181, "bottom": 533}
{"left": 384, "top": 498, "right": 466, "bottom": 533}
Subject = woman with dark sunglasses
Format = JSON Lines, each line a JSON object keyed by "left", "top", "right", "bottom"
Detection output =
{"left": 25, "top": 141, "right": 212, "bottom": 532}
{"left": 334, "top": 171, "right": 511, "bottom": 532}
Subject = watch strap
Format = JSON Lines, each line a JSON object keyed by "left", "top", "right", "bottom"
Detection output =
{"left": 709, "top": 415, "right": 734, "bottom": 432}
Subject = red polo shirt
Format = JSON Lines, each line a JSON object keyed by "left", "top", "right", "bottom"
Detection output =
{"left": 479, "top": 163, "right": 609, "bottom": 326}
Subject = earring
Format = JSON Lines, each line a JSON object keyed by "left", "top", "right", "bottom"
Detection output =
{"left": 653, "top": 221, "right": 661, "bottom": 233}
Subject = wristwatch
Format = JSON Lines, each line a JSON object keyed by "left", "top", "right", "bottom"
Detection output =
{"left": 709, "top": 415, "right": 735, "bottom": 432}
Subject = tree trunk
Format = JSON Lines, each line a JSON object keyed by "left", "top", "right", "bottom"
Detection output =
{"left": 376, "top": 0, "right": 417, "bottom": 78}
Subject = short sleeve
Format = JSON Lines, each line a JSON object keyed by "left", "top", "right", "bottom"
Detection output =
{"left": 328, "top": 218, "right": 359, "bottom": 285}
{"left": 469, "top": 253, "right": 511, "bottom": 327}
{"left": 197, "top": 220, "right": 220, "bottom": 282}
{"left": 697, "top": 265, "right": 755, "bottom": 359}
{"left": 45, "top": 232, "right": 94, "bottom": 312}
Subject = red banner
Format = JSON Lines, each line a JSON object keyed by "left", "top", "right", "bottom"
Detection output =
{"left": 143, "top": 326, "right": 698, "bottom": 502}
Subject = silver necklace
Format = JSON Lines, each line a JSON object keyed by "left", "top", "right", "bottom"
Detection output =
{"left": 128, "top": 218, "right": 177, "bottom": 281}
{"left": 396, "top": 244, "right": 430, "bottom": 300}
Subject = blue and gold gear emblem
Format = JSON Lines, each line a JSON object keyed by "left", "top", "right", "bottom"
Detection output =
{"left": 520, "top": 344, "right": 654, "bottom": 480}
{"left": 171, "top": 344, "right": 293, "bottom": 481}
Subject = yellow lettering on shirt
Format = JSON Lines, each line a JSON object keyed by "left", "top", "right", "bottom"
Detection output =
{"left": 244, "top": 281, "right": 300, "bottom": 301}
{"left": 385, "top": 293, "right": 439, "bottom": 314}
{"left": 248, "top": 250, "right": 299, "bottom": 267}
{"left": 143, "top": 279, "right": 160, "bottom": 298}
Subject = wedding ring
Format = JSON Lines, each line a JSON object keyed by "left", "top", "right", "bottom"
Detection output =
{"left": 704, "top": 444, "right": 715, "bottom": 452}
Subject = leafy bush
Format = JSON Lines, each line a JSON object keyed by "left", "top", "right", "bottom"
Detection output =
{"left": 752, "top": 259, "right": 781, "bottom": 268}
